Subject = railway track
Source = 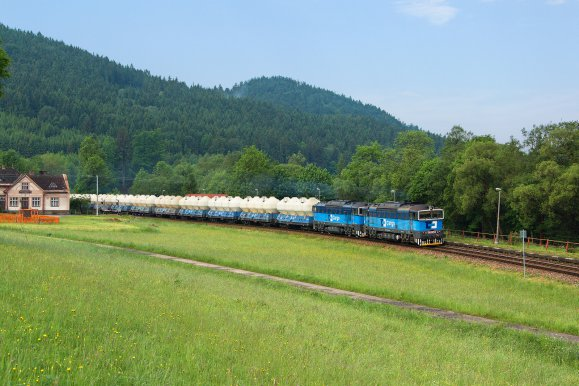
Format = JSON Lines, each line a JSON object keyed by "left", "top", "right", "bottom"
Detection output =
{"left": 436, "top": 242, "right": 579, "bottom": 278}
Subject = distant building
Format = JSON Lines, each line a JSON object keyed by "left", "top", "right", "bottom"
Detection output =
{"left": 1, "top": 168, "right": 70, "bottom": 214}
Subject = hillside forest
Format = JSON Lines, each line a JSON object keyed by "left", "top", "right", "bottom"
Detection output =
{"left": 0, "top": 24, "right": 577, "bottom": 241}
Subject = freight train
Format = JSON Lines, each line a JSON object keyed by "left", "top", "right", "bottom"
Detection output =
{"left": 71, "top": 194, "right": 445, "bottom": 246}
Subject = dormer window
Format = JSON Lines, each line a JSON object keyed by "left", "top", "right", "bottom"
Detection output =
{"left": 49, "top": 182, "right": 57, "bottom": 189}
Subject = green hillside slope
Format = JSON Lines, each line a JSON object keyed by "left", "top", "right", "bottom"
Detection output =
{"left": 228, "top": 76, "right": 414, "bottom": 128}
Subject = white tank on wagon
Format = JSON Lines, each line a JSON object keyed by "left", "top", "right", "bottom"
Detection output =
{"left": 104, "top": 194, "right": 115, "bottom": 206}
{"left": 277, "top": 197, "right": 291, "bottom": 214}
{"left": 245, "top": 196, "right": 259, "bottom": 213}
{"left": 169, "top": 196, "right": 182, "bottom": 209}
{"left": 144, "top": 195, "right": 156, "bottom": 208}
{"left": 208, "top": 196, "right": 220, "bottom": 211}
{"left": 141, "top": 195, "right": 151, "bottom": 207}
{"left": 257, "top": 197, "right": 267, "bottom": 213}
{"left": 277, "top": 197, "right": 319, "bottom": 216}
{"left": 299, "top": 197, "right": 319, "bottom": 216}
{"left": 189, "top": 196, "right": 199, "bottom": 209}
{"left": 220, "top": 196, "right": 231, "bottom": 211}
{"left": 118, "top": 195, "right": 128, "bottom": 206}
{"left": 187, "top": 196, "right": 198, "bottom": 209}
{"left": 178, "top": 196, "right": 190, "bottom": 209}
{"left": 227, "top": 196, "right": 243, "bottom": 212}
{"left": 197, "top": 196, "right": 210, "bottom": 210}
{"left": 239, "top": 196, "right": 252, "bottom": 212}
{"left": 288, "top": 197, "right": 302, "bottom": 214}
{"left": 155, "top": 195, "right": 167, "bottom": 208}
{"left": 219, "top": 196, "right": 231, "bottom": 211}
{"left": 262, "top": 196, "right": 279, "bottom": 214}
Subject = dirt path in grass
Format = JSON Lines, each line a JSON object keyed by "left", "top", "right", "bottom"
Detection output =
{"left": 42, "top": 235, "right": 579, "bottom": 344}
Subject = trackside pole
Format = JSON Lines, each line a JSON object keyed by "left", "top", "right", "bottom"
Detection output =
{"left": 520, "top": 229, "right": 527, "bottom": 278}
{"left": 96, "top": 175, "right": 99, "bottom": 216}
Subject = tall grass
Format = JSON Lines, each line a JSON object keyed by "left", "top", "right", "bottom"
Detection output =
{"left": 1, "top": 215, "right": 578, "bottom": 336}
{"left": 1, "top": 232, "right": 577, "bottom": 384}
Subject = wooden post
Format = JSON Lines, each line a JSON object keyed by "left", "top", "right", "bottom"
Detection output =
{"left": 545, "top": 239, "right": 549, "bottom": 250}
{"left": 566, "top": 242, "right": 569, "bottom": 253}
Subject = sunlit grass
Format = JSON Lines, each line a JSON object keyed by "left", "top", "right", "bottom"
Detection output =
{"left": 1, "top": 233, "right": 577, "bottom": 384}
{"left": 1, "top": 215, "right": 578, "bottom": 336}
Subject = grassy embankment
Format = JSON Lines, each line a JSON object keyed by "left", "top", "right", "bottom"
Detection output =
{"left": 1, "top": 215, "right": 578, "bottom": 337}
{"left": 1, "top": 231, "right": 578, "bottom": 384}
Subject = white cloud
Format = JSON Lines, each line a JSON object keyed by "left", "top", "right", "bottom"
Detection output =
{"left": 396, "top": 0, "right": 459, "bottom": 25}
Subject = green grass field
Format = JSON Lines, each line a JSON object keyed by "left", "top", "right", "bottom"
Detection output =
{"left": 2, "top": 215, "right": 577, "bottom": 336}
{"left": 1, "top": 230, "right": 578, "bottom": 384}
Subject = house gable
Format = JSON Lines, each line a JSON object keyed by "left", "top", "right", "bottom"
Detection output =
{"left": 6, "top": 174, "right": 43, "bottom": 195}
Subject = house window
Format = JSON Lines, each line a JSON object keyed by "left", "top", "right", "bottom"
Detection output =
{"left": 10, "top": 197, "right": 19, "bottom": 207}
{"left": 22, "top": 182, "right": 29, "bottom": 190}
{"left": 50, "top": 197, "right": 59, "bottom": 207}
{"left": 32, "top": 197, "right": 41, "bottom": 208}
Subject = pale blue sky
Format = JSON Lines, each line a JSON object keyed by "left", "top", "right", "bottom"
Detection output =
{"left": 2, "top": 0, "right": 578, "bottom": 142}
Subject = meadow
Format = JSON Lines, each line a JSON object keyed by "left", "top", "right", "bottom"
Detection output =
{"left": 1, "top": 215, "right": 578, "bottom": 337}
{"left": 1, "top": 230, "right": 578, "bottom": 384}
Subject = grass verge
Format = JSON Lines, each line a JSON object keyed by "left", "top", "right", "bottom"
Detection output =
{"left": 1, "top": 232, "right": 578, "bottom": 384}
{"left": 1, "top": 215, "right": 578, "bottom": 336}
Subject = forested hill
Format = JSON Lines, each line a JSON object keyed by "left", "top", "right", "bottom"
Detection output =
{"left": 228, "top": 76, "right": 418, "bottom": 131}
{"left": 0, "top": 24, "right": 438, "bottom": 172}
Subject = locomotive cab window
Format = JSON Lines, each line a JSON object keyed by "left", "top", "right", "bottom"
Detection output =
{"left": 418, "top": 210, "right": 444, "bottom": 220}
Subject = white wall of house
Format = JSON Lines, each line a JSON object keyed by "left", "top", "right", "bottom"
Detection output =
{"left": 5, "top": 176, "right": 69, "bottom": 214}
{"left": 44, "top": 193, "right": 70, "bottom": 212}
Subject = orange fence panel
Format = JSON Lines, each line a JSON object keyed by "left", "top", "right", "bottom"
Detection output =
{"left": 0, "top": 212, "right": 59, "bottom": 224}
